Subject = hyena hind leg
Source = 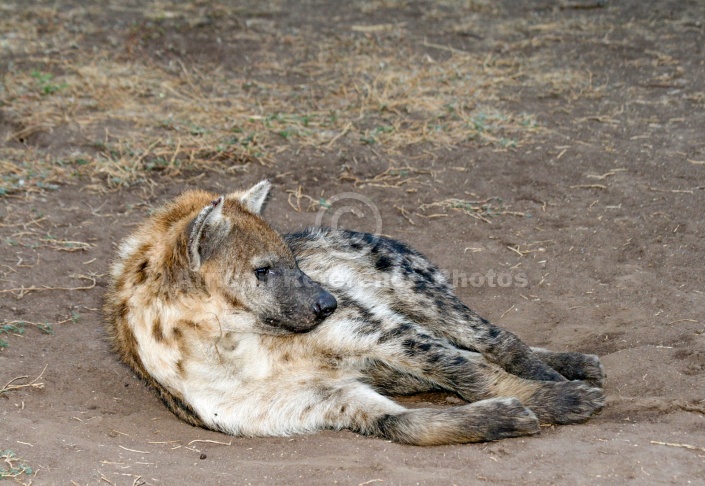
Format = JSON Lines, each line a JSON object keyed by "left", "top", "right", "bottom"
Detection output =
{"left": 531, "top": 348, "right": 605, "bottom": 388}
{"left": 341, "top": 382, "right": 541, "bottom": 445}
{"left": 369, "top": 397, "right": 540, "bottom": 446}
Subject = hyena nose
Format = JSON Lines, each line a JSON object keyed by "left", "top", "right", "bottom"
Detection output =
{"left": 312, "top": 292, "right": 337, "bottom": 320}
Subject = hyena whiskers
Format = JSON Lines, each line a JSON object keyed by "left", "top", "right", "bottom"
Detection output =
{"left": 104, "top": 180, "right": 605, "bottom": 445}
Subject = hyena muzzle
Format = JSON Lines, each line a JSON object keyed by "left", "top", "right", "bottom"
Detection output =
{"left": 104, "top": 180, "right": 605, "bottom": 446}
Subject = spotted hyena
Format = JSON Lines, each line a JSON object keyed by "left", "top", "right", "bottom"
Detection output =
{"left": 104, "top": 180, "right": 605, "bottom": 446}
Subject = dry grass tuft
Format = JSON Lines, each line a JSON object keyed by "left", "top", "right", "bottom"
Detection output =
{"left": 418, "top": 197, "right": 525, "bottom": 223}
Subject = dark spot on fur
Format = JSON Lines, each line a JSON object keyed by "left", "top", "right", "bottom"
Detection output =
{"left": 451, "top": 356, "right": 467, "bottom": 366}
{"left": 413, "top": 279, "right": 428, "bottom": 293}
{"left": 116, "top": 302, "right": 129, "bottom": 321}
{"left": 377, "top": 323, "right": 412, "bottom": 343}
{"left": 375, "top": 255, "right": 393, "bottom": 272}
{"left": 152, "top": 318, "right": 164, "bottom": 342}
{"left": 418, "top": 343, "right": 432, "bottom": 352}
{"left": 182, "top": 320, "right": 200, "bottom": 330}
{"left": 135, "top": 260, "right": 149, "bottom": 284}
{"left": 300, "top": 403, "right": 314, "bottom": 418}
{"left": 487, "top": 326, "right": 501, "bottom": 339}
{"left": 172, "top": 327, "right": 183, "bottom": 340}
{"left": 402, "top": 339, "right": 419, "bottom": 353}
{"left": 361, "top": 232, "right": 376, "bottom": 245}
{"left": 452, "top": 300, "right": 467, "bottom": 312}
{"left": 387, "top": 239, "right": 412, "bottom": 255}
{"left": 227, "top": 295, "right": 249, "bottom": 312}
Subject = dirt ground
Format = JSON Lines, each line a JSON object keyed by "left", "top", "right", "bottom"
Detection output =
{"left": 2, "top": 0, "right": 704, "bottom": 484}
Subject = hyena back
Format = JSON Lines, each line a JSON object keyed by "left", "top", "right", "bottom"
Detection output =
{"left": 104, "top": 180, "right": 604, "bottom": 445}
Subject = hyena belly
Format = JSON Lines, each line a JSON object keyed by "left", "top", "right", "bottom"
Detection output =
{"left": 286, "top": 228, "right": 605, "bottom": 423}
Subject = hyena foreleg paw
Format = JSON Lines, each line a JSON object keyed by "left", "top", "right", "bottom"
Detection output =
{"left": 532, "top": 348, "right": 606, "bottom": 388}
{"left": 373, "top": 397, "right": 540, "bottom": 446}
{"left": 526, "top": 380, "right": 605, "bottom": 425}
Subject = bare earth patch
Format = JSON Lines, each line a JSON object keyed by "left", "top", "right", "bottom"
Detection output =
{"left": 1, "top": 0, "right": 704, "bottom": 484}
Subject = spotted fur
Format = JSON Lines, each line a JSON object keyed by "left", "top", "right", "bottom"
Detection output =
{"left": 104, "top": 180, "right": 605, "bottom": 445}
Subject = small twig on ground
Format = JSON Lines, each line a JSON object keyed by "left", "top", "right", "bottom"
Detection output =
{"left": 650, "top": 441, "right": 705, "bottom": 453}
{"left": 0, "top": 275, "right": 97, "bottom": 299}
{"left": 186, "top": 439, "right": 233, "bottom": 446}
{"left": 1, "top": 364, "right": 48, "bottom": 395}
{"left": 285, "top": 186, "right": 320, "bottom": 213}
{"left": 41, "top": 238, "right": 92, "bottom": 252}
{"left": 644, "top": 186, "right": 694, "bottom": 194}
{"left": 570, "top": 184, "right": 607, "bottom": 190}
{"left": 393, "top": 205, "right": 415, "bottom": 225}
{"left": 500, "top": 305, "right": 516, "bottom": 319}
{"left": 586, "top": 168, "right": 627, "bottom": 180}
{"left": 118, "top": 446, "right": 150, "bottom": 454}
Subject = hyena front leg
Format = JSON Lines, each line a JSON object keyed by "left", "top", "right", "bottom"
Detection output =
{"left": 213, "top": 378, "right": 539, "bottom": 445}
{"left": 371, "top": 329, "right": 605, "bottom": 424}
{"left": 374, "top": 250, "right": 587, "bottom": 382}
{"left": 390, "top": 281, "right": 568, "bottom": 382}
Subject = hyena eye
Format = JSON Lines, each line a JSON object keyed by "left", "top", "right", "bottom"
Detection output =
{"left": 254, "top": 267, "right": 270, "bottom": 281}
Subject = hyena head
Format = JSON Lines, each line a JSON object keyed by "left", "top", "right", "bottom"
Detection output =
{"left": 188, "top": 180, "right": 337, "bottom": 333}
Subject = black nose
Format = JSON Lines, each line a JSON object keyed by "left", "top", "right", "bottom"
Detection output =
{"left": 312, "top": 292, "right": 337, "bottom": 320}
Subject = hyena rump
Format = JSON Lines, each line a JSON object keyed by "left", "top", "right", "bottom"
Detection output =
{"left": 104, "top": 180, "right": 605, "bottom": 445}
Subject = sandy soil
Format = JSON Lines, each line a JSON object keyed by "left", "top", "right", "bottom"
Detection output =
{"left": 2, "top": 1, "right": 704, "bottom": 484}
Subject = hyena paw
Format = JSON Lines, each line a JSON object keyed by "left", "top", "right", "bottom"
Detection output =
{"left": 538, "top": 351, "right": 606, "bottom": 388}
{"left": 530, "top": 381, "right": 605, "bottom": 425}
{"left": 572, "top": 354, "right": 605, "bottom": 388}
{"left": 473, "top": 397, "right": 540, "bottom": 440}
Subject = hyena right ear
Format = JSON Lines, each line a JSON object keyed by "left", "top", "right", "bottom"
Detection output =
{"left": 187, "top": 196, "right": 230, "bottom": 271}
{"left": 236, "top": 179, "right": 271, "bottom": 215}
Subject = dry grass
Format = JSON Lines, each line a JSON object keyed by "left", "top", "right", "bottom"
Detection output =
{"left": 418, "top": 196, "right": 526, "bottom": 223}
{"left": 2, "top": 0, "right": 694, "bottom": 196}
{"left": 0, "top": 1, "right": 560, "bottom": 195}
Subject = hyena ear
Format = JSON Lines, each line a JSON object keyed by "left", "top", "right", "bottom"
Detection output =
{"left": 236, "top": 179, "right": 271, "bottom": 215}
{"left": 187, "top": 196, "right": 230, "bottom": 271}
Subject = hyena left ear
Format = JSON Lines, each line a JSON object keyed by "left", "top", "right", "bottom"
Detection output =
{"left": 236, "top": 179, "right": 271, "bottom": 215}
{"left": 187, "top": 196, "right": 229, "bottom": 271}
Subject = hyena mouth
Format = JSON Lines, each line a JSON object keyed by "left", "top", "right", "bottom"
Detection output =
{"left": 264, "top": 289, "right": 338, "bottom": 334}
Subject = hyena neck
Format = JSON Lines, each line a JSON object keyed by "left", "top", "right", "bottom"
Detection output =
{"left": 160, "top": 231, "right": 208, "bottom": 297}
